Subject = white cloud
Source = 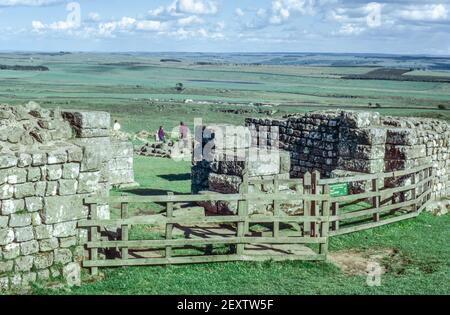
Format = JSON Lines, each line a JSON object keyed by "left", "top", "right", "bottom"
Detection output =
{"left": 32, "top": 18, "right": 79, "bottom": 32}
{"left": 0, "top": 0, "right": 62, "bottom": 6}
{"left": 87, "top": 12, "right": 101, "bottom": 22}
{"left": 136, "top": 20, "right": 166, "bottom": 31}
{"left": 177, "top": 15, "right": 204, "bottom": 26}
{"left": 174, "top": 0, "right": 218, "bottom": 15}
{"left": 235, "top": 8, "right": 244, "bottom": 17}
{"left": 396, "top": 4, "right": 448, "bottom": 22}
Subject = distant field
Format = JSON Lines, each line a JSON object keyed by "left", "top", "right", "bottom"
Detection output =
{"left": 0, "top": 52, "right": 449, "bottom": 134}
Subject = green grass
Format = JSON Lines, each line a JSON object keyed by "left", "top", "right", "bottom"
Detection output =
{"left": 31, "top": 157, "right": 450, "bottom": 295}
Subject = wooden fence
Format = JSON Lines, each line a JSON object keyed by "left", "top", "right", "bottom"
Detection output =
{"left": 319, "top": 163, "right": 435, "bottom": 236}
{"left": 80, "top": 164, "right": 435, "bottom": 273}
{"left": 80, "top": 174, "right": 331, "bottom": 275}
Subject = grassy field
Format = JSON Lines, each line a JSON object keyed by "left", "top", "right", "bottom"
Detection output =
{"left": 30, "top": 156, "right": 450, "bottom": 295}
{"left": 0, "top": 52, "right": 449, "bottom": 135}
{"left": 0, "top": 52, "right": 448, "bottom": 295}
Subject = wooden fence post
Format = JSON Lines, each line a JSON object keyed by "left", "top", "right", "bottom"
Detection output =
{"left": 303, "top": 172, "right": 311, "bottom": 237}
{"left": 331, "top": 202, "right": 339, "bottom": 231}
{"left": 320, "top": 184, "right": 331, "bottom": 257}
{"left": 237, "top": 173, "right": 249, "bottom": 255}
{"left": 166, "top": 192, "right": 174, "bottom": 259}
{"left": 372, "top": 178, "right": 380, "bottom": 222}
{"left": 411, "top": 172, "right": 418, "bottom": 213}
{"left": 89, "top": 202, "right": 99, "bottom": 276}
{"left": 311, "top": 171, "right": 320, "bottom": 237}
{"left": 120, "top": 197, "right": 129, "bottom": 261}
{"left": 273, "top": 177, "right": 280, "bottom": 238}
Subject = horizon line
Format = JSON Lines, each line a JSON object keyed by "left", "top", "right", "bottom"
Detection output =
{"left": 1, "top": 50, "right": 450, "bottom": 58}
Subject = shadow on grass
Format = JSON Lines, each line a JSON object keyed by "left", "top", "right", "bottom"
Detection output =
{"left": 158, "top": 173, "right": 191, "bottom": 181}
{"left": 121, "top": 188, "right": 184, "bottom": 196}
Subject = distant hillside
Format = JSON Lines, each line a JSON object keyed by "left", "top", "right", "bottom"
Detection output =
{"left": 344, "top": 68, "right": 450, "bottom": 83}
{"left": 0, "top": 64, "right": 49, "bottom": 71}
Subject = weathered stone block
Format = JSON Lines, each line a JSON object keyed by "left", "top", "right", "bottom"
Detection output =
{"left": 62, "top": 163, "right": 80, "bottom": 179}
{"left": 16, "top": 153, "right": 32, "bottom": 168}
{"left": 44, "top": 165, "right": 63, "bottom": 181}
{"left": 111, "top": 141, "right": 133, "bottom": 158}
{"left": 47, "top": 149, "right": 67, "bottom": 165}
{"left": 386, "top": 129, "right": 418, "bottom": 145}
{"left": 42, "top": 195, "right": 87, "bottom": 224}
{"left": 58, "top": 179, "right": 78, "bottom": 195}
{"left": 14, "top": 182, "right": 36, "bottom": 198}
{"left": 31, "top": 212, "right": 42, "bottom": 226}
{"left": 208, "top": 173, "right": 242, "bottom": 194}
{"left": 45, "top": 181, "right": 58, "bottom": 196}
{"left": 14, "top": 256, "right": 34, "bottom": 272}
{"left": 59, "top": 236, "right": 77, "bottom": 248}
{"left": 67, "top": 145, "right": 83, "bottom": 162}
{"left": 0, "top": 215, "right": 8, "bottom": 228}
{"left": 77, "top": 172, "right": 100, "bottom": 194}
{"left": 0, "top": 228, "right": 15, "bottom": 245}
{"left": 0, "top": 183, "right": 14, "bottom": 200}
{"left": 63, "top": 262, "right": 81, "bottom": 287}
{"left": 341, "top": 111, "right": 381, "bottom": 128}
{"left": 9, "top": 213, "right": 32, "bottom": 227}
{"left": 3, "top": 243, "right": 20, "bottom": 260}
{"left": 34, "top": 225, "right": 53, "bottom": 240}
{"left": 33, "top": 252, "right": 54, "bottom": 270}
{"left": 0, "top": 260, "right": 14, "bottom": 273}
{"left": 62, "top": 110, "right": 110, "bottom": 130}
{"left": 14, "top": 226, "right": 34, "bottom": 242}
{"left": 53, "top": 221, "right": 77, "bottom": 237}
{"left": 340, "top": 128, "right": 387, "bottom": 145}
{"left": 20, "top": 240, "right": 39, "bottom": 255}
{"left": 27, "top": 167, "right": 42, "bottom": 182}
{"left": 1, "top": 199, "right": 25, "bottom": 215}
{"left": 0, "top": 154, "right": 17, "bottom": 169}
{"left": 31, "top": 152, "right": 47, "bottom": 166}
{"left": 39, "top": 238, "right": 59, "bottom": 252}
{"left": 54, "top": 248, "right": 72, "bottom": 265}
{"left": 25, "top": 197, "right": 43, "bottom": 212}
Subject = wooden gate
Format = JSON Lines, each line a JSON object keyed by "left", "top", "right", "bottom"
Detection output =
{"left": 80, "top": 176, "right": 331, "bottom": 275}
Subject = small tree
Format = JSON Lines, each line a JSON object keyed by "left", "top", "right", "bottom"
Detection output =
{"left": 175, "top": 83, "right": 184, "bottom": 92}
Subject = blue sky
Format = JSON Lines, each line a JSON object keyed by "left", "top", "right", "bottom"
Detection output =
{"left": 0, "top": 0, "right": 450, "bottom": 54}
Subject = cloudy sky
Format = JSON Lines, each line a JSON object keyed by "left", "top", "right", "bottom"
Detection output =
{"left": 0, "top": 0, "right": 450, "bottom": 54}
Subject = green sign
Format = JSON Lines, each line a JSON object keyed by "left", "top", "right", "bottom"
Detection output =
{"left": 330, "top": 183, "right": 349, "bottom": 197}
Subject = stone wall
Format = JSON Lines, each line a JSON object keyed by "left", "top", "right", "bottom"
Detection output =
{"left": 246, "top": 110, "right": 450, "bottom": 199}
{"left": 192, "top": 124, "right": 301, "bottom": 215}
{"left": 0, "top": 103, "right": 135, "bottom": 292}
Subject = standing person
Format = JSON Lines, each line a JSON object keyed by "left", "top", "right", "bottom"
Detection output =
{"left": 179, "top": 122, "right": 189, "bottom": 152}
{"left": 113, "top": 120, "right": 121, "bottom": 131}
{"left": 158, "top": 126, "right": 165, "bottom": 143}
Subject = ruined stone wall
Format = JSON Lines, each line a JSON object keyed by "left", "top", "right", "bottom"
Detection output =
{"left": 192, "top": 124, "right": 299, "bottom": 215}
{"left": 0, "top": 103, "right": 135, "bottom": 292}
{"left": 245, "top": 110, "right": 450, "bottom": 199}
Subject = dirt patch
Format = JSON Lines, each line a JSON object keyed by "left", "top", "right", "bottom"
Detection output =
{"left": 328, "top": 248, "right": 402, "bottom": 276}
